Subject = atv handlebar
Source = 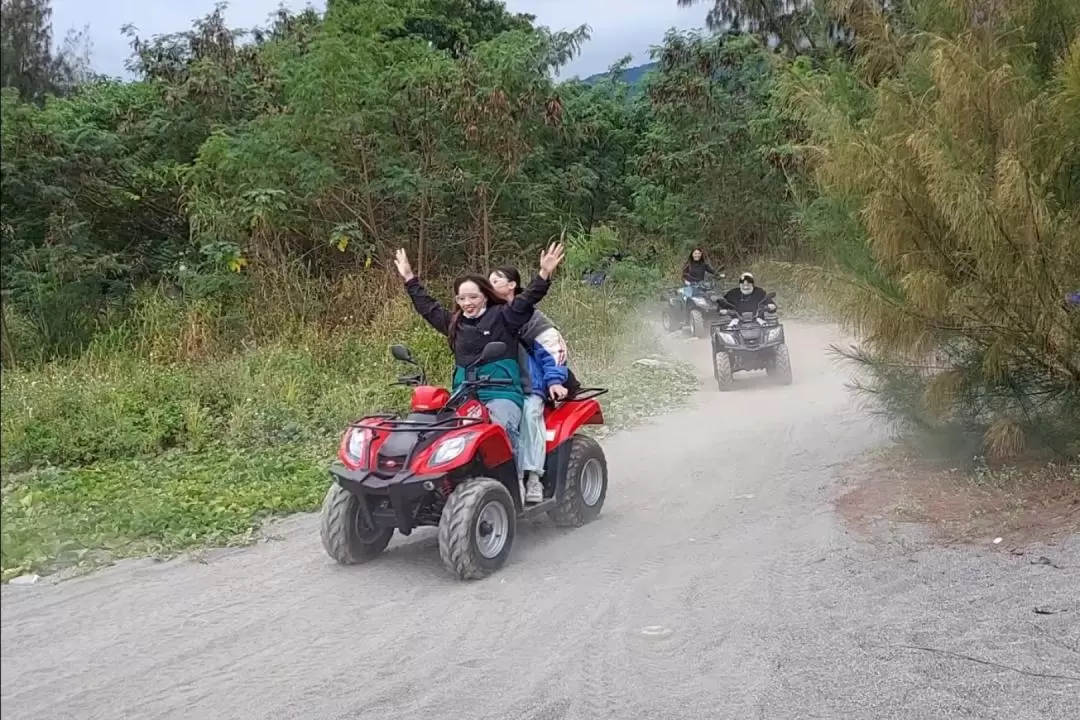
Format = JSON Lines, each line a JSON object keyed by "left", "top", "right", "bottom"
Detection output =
{"left": 443, "top": 375, "right": 516, "bottom": 409}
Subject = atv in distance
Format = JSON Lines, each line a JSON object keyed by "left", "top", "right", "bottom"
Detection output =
{"left": 659, "top": 277, "right": 727, "bottom": 339}
{"left": 320, "top": 341, "right": 610, "bottom": 581}
{"left": 709, "top": 291, "right": 793, "bottom": 391}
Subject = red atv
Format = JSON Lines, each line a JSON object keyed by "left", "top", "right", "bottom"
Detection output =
{"left": 320, "top": 341, "right": 609, "bottom": 580}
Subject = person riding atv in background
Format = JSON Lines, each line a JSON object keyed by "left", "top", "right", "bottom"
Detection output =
{"left": 724, "top": 272, "right": 769, "bottom": 319}
{"left": 681, "top": 248, "right": 720, "bottom": 298}
{"left": 393, "top": 244, "right": 566, "bottom": 467}
{"left": 490, "top": 265, "right": 580, "bottom": 505}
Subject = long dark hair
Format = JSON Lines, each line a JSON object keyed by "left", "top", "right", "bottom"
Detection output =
{"left": 448, "top": 274, "right": 505, "bottom": 350}
{"left": 492, "top": 265, "right": 523, "bottom": 296}
{"left": 687, "top": 248, "right": 705, "bottom": 264}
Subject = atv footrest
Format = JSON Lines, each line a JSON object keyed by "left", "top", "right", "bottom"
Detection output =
{"left": 520, "top": 498, "right": 556, "bottom": 519}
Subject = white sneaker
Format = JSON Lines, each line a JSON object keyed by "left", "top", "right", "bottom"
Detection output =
{"left": 525, "top": 474, "right": 544, "bottom": 504}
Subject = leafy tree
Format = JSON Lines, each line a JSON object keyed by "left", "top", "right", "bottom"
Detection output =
{"left": 0, "top": 0, "right": 800, "bottom": 364}
{"left": 369, "top": 0, "right": 536, "bottom": 58}
{"left": 628, "top": 32, "right": 797, "bottom": 263}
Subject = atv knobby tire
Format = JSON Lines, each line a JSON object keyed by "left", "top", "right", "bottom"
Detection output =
{"left": 689, "top": 309, "right": 706, "bottom": 338}
{"left": 320, "top": 482, "right": 394, "bottom": 564}
{"left": 438, "top": 478, "right": 516, "bottom": 580}
{"left": 714, "top": 352, "right": 734, "bottom": 391}
{"left": 768, "top": 343, "right": 793, "bottom": 385}
{"left": 660, "top": 308, "right": 677, "bottom": 333}
{"left": 548, "top": 434, "right": 608, "bottom": 528}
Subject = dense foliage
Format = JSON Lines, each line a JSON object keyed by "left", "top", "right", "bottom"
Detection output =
{"left": 0, "top": 0, "right": 798, "bottom": 365}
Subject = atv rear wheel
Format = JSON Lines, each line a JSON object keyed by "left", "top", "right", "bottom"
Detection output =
{"left": 320, "top": 483, "right": 394, "bottom": 564}
{"left": 714, "top": 352, "right": 734, "bottom": 391}
{"left": 438, "top": 478, "right": 516, "bottom": 580}
{"left": 768, "top": 343, "right": 793, "bottom": 385}
{"left": 689, "top": 309, "right": 706, "bottom": 338}
{"left": 549, "top": 434, "right": 608, "bottom": 528}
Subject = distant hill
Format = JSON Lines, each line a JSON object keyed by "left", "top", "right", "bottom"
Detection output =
{"left": 581, "top": 61, "right": 658, "bottom": 86}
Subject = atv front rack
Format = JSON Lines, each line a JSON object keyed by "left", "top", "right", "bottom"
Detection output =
{"left": 348, "top": 415, "right": 486, "bottom": 433}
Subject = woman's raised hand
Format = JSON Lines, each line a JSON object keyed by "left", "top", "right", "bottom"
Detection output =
{"left": 538, "top": 242, "right": 566, "bottom": 279}
{"left": 394, "top": 248, "right": 415, "bottom": 281}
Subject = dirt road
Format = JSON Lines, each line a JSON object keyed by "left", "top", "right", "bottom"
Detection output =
{"left": 3, "top": 322, "right": 1077, "bottom": 720}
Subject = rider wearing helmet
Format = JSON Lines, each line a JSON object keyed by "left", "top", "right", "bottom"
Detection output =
{"left": 724, "top": 272, "right": 768, "bottom": 316}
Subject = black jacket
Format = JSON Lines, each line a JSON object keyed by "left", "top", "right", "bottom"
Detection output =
{"left": 682, "top": 259, "right": 718, "bottom": 283}
{"left": 723, "top": 286, "right": 767, "bottom": 315}
{"left": 404, "top": 274, "right": 550, "bottom": 368}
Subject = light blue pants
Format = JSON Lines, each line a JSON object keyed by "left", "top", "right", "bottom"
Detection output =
{"left": 485, "top": 398, "right": 523, "bottom": 475}
{"left": 681, "top": 284, "right": 693, "bottom": 299}
{"left": 518, "top": 394, "right": 547, "bottom": 476}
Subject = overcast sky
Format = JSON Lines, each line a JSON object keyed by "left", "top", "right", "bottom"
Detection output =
{"left": 50, "top": 0, "right": 707, "bottom": 79}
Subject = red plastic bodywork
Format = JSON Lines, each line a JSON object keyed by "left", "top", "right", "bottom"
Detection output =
{"left": 454, "top": 398, "right": 490, "bottom": 423}
{"left": 338, "top": 424, "right": 379, "bottom": 470}
{"left": 410, "top": 423, "right": 513, "bottom": 474}
{"left": 543, "top": 398, "right": 604, "bottom": 453}
{"left": 411, "top": 385, "right": 450, "bottom": 412}
{"left": 338, "top": 388, "right": 603, "bottom": 475}
{"left": 336, "top": 394, "right": 508, "bottom": 475}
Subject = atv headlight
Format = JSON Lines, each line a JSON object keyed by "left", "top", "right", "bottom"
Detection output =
{"left": 431, "top": 432, "right": 477, "bottom": 466}
{"left": 716, "top": 332, "right": 736, "bottom": 345}
{"left": 765, "top": 327, "right": 782, "bottom": 343}
{"left": 347, "top": 429, "right": 367, "bottom": 459}
{"left": 340, "top": 427, "right": 372, "bottom": 469}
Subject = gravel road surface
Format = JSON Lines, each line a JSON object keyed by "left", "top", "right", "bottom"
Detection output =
{"left": 3, "top": 321, "right": 1078, "bottom": 720}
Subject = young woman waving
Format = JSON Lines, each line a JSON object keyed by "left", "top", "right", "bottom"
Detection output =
{"left": 393, "top": 244, "right": 566, "bottom": 455}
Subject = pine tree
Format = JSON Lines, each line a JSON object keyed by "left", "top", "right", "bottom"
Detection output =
{"left": 0, "top": 0, "right": 56, "bottom": 100}
{"left": 0, "top": 0, "right": 89, "bottom": 101}
{"left": 781, "top": 0, "right": 1080, "bottom": 457}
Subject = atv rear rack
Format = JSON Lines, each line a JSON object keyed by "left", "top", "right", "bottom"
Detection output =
{"left": 564, "top": 387, "right": 608, "bottom": 402}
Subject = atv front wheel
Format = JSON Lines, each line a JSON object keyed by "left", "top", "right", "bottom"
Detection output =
{"left": 320, "top": 483, "right": 394, "bottom": 564}
{"left": 549, "top": 434, "right": 608, "bottom": 528}
{"left": 768, "top": 344, "right": 793, "bottom": 385}
{"left": 438, "top": 478, "right": 516, "bottom": 580}
{"left": 660, "top": 309, "right": 677, "bottom": 333}
{"left": 689, "top": 309, "right": 706, "bottom": 338}
{"left": 714, "top": 352, "right": 734, "bottom": 391}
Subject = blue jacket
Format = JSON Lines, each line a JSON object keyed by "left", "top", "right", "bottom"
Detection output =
{"left": 517, "top": 310, "right": 569, "bottom": 397}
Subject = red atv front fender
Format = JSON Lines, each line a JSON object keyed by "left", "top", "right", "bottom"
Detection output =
{"left": 410, "top": 423, "right": 514, "bottom": 475}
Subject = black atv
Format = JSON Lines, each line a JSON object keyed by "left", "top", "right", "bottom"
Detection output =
{"left": 709, "top": 291, "right": 793, "bottom": 390}
{"left": 659, "top": 278, "right": 727, "bottom": 339}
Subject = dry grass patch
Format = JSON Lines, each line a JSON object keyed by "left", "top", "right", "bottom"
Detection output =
{"left": 836, "top": 445, "right": 1080, "bottom": 548}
